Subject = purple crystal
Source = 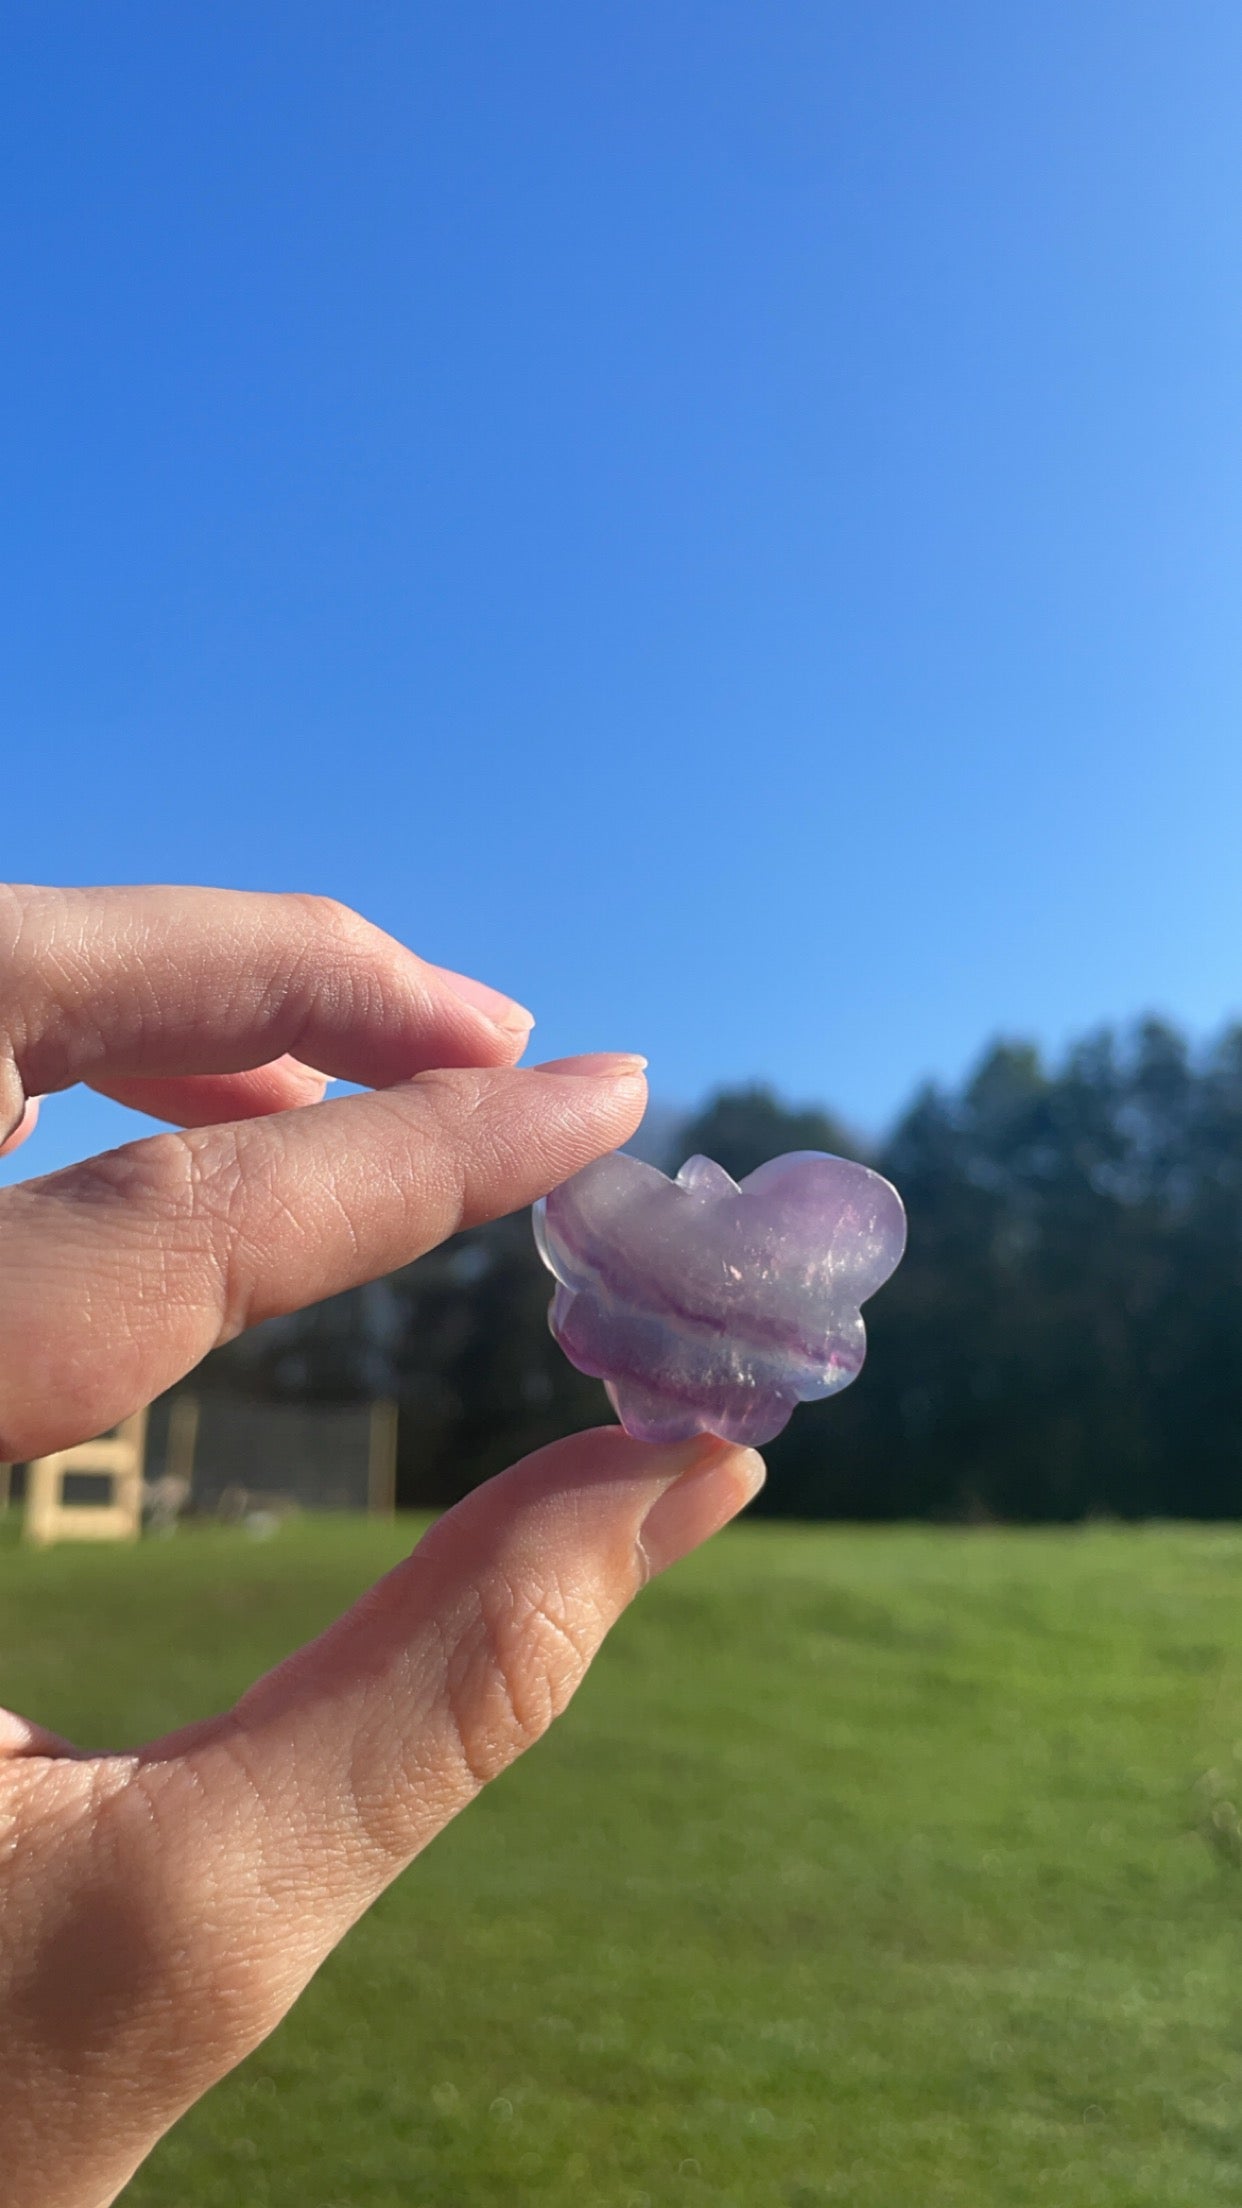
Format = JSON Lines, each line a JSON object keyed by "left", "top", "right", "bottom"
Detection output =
{"left": 533, "top": 1149, "right": 906, "bottom": 1448}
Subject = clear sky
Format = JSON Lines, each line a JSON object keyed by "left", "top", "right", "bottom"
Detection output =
{"left": 5, "top": 2, "right": 1242, "bottom": 1186}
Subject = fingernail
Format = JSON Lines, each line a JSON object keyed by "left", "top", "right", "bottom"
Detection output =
{"left": 637, "top": 1441, "right": 766, "bottom": 1580}
{"left": 0, "top": 1095, "right": 38, "bottom": 1157}
{"left": 435, "top": 965, "right": 535, "bottom": 1039}
{"left": 536, "top": 1052, "right": 648, "bottom": 1082}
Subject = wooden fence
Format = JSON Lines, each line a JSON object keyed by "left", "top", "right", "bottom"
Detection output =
{"left": 0, "top": 1397, "right": 399, "bottom": 1545}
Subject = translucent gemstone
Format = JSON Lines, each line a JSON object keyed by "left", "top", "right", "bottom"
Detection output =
{"left": 532, "top": 1149, "right": 906, "bottom": 1448}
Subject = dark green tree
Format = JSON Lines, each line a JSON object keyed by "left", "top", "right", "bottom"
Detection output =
{"left": 188, "top": 1021, "right": 1242, "bottom": 1526}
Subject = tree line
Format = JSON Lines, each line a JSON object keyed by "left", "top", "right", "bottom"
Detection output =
{"left": 202, "top": 1016, "right": 1242, "bottom": 1520}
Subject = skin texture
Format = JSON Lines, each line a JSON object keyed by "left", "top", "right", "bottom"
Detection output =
{"left": 0, "top": 885, "right": 764, "bottom": 2208}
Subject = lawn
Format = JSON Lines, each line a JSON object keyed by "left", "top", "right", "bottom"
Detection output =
{"left": 4, "top": 1514, "right": 1242, "bottom": 2206}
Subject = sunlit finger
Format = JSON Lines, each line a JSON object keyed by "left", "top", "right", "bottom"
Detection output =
{"left": 0, "top": 884, "right": 534, "bottom": 1141}
{"left": 0, "top": 1056, "right": 646, "bottom": 1461}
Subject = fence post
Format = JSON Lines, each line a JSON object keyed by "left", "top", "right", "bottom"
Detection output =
{"left": 368, "top": 1400, "right": 398, "bottom": 1516}
{"left": 166, "top": 1394, "right": 200, "bottom": 1491}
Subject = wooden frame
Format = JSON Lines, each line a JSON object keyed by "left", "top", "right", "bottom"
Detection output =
{"left": 23, "top": 1411, "right": 148, "bottom": 1547}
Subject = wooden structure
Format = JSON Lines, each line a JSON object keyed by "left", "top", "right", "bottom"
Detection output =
{"left": 367, "top": 1398, "right": 399, "bottom": 1516}
{"left": 175, "top": 1395, "right": 398, "bottom": 1518}
{"left": 7, "top": 1394, "right": 398, "bottom": 1541}
{"left": 22, "top": 1411, "right": 148, "bottom": 1548}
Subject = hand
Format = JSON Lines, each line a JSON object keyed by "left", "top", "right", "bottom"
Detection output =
{"left": 0, "top": 885, "right": 764, "bottom": 2208}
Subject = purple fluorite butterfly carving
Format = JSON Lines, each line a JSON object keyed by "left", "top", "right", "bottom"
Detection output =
{"left": 533, "top": 1149, "right": 906, "bottom": 1448}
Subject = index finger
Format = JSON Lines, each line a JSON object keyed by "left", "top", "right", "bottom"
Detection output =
{"left": 0, "top": 1055, "right": 647, "bottom": 1460}
{"left": 0, "top": 885, "right": 534, "bottom": 1134}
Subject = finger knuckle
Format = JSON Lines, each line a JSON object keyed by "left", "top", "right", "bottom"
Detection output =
{"left": 56, "top": 1127, "right": 245, "bottom": 1342}
{"left": 443, "top": 1569, "right": 598, "bottom": 1787}
{"left": 0, "top": 1125, "right": 250, "bottom": 1460}
{"left": 115, "top": 1762, "right": 294, "bottom": 2066}
{"left": 182, "top": 1124, "right": 275, "bottom": 1341}
{"left": 397, "top": 1066, "right": 515, "bottom": 1227}
{"left": 407, "top": 1064, "right": 489, "bottom": 1122}
{"left": 283, "top": 891, "right": 376, "bottom": 956}
{"left": 0, "top": 886, "right": 41, "bottom": 1064}
{"left": 44, "top": 1131, "right": 198, "bottom": 1230}
{"left": 0, "top": 881, "right": 33, "bottom": 964}
{"left": 276, "top": 893, "right": 399, "bottom": 1043}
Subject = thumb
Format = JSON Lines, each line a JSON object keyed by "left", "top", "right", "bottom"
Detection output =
{"left": 170, "top": 1429, "right": 764, "bottom": 1981}
{"left": 46, "top": 1429, "right": 766, "bottom": 2193}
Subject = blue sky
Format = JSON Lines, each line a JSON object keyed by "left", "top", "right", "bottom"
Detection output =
{"left": 5, "top": 1, "right": 1242, "bottom": 1185}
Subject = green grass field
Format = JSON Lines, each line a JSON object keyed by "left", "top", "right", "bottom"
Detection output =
{"left": 5, "top": 1514, "right": 1242, "bottom": 2205}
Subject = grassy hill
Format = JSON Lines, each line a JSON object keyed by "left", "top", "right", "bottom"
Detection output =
{"left": 4, "top": 1515, "right": 1242, "bottom": 2205}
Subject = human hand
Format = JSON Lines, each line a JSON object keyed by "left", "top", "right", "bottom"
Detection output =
{"left": 0, "top": 885, "right": 764, "bottom": 2208}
